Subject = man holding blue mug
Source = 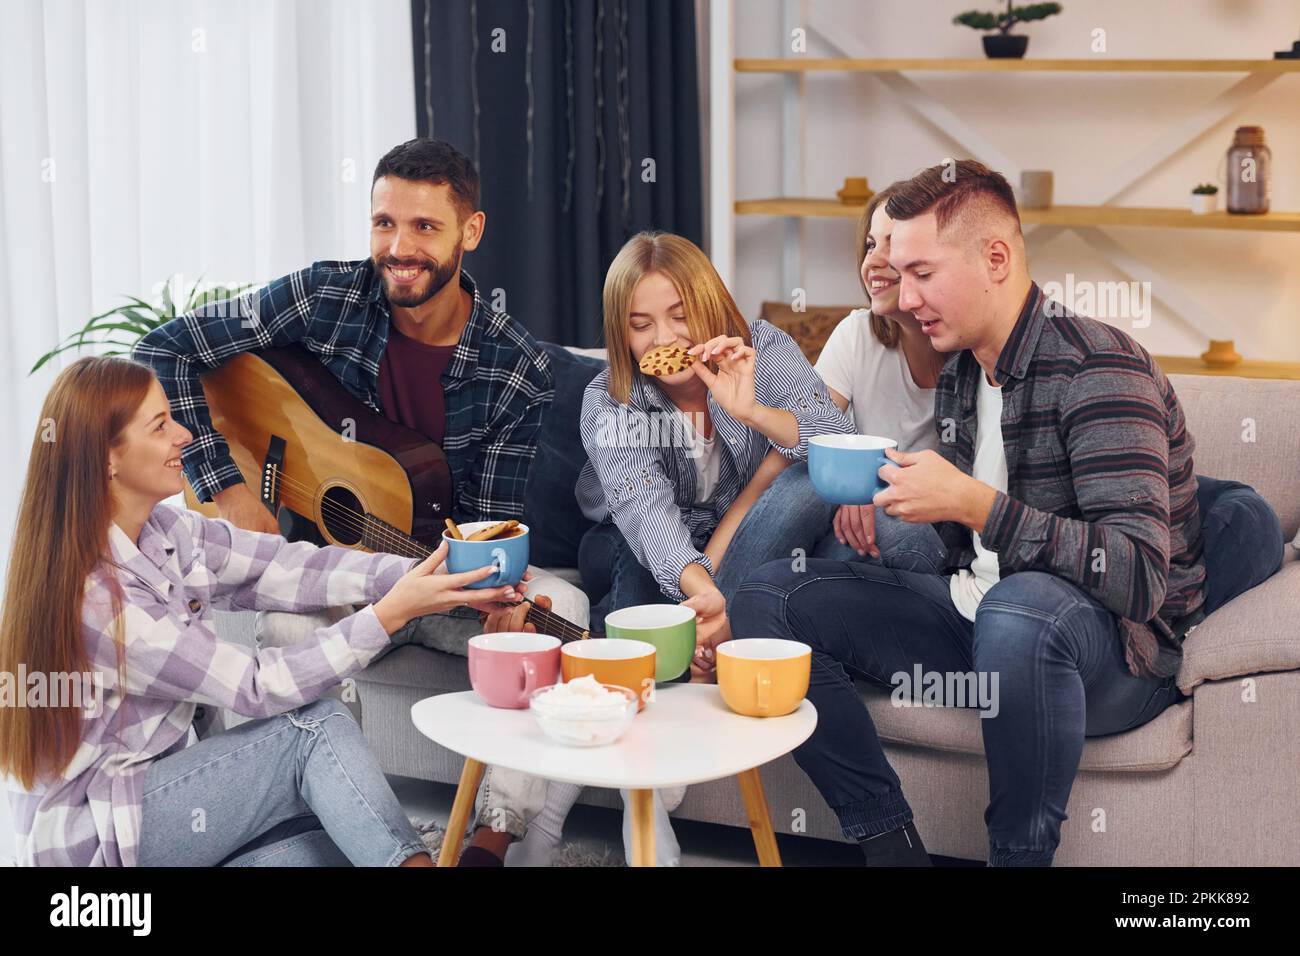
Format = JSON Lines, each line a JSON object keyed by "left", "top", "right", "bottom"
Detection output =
{"left": 731, "top": 160, "right": 1280, "bottom": 867}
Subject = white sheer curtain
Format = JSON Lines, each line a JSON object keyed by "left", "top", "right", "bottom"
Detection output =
{"left": 0, "top": 0, "right": 415, "bottom": 554}
{"left": 0, "top": 0, "right": 414, "bottom": 856}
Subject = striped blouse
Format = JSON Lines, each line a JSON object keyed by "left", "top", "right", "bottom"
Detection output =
{"left": 5, "top": 504, "right": 416, "bottom": 866}
{"left": 576, "top": 319, "right": 854, "bottom": 601}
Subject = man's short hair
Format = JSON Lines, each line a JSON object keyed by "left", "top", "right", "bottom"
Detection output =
{"left": 886, "top": 160, "right": 1021, "bottom": 242}
{"left": 372, "top": 138, "right": 480, "bottom": 222}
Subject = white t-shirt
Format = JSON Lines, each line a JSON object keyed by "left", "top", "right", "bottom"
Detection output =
{"left": 814, "top": 310, "right": 939, "bottom": 453}
{"left": 677, "top": 410, "right": 721, "bottom": 506}
{"left": 950, "top": 370, "right": 1008, "bottom": 621}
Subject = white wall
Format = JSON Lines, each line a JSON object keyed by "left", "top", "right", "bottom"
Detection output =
{"left": 729, "top": 0, "right": 1300, "bottom": 361}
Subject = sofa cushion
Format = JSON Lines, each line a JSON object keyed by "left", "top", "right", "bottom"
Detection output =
{"left": 1168, "top": 374, "right": 1300, "bottom": 539}
{"left": 1177, "top": 554, "right": 1300, "bottom": 694}
{"left": 861, "top": 683, "right": 1194, "bottom": 772}
{"left": 522, "top": 343, "right": 607, "bottom": 568}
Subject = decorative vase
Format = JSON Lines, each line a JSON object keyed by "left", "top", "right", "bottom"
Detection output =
{"left": 983, "top": 34, "right": 1029, "bottom": 58}
{"left": 836, "top": 177, "right": 874, "bottom": 205}
{"left": 1201, "top": 340, "right": 1242, "bottom": 369}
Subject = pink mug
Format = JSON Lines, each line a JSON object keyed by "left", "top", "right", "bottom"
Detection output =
{"left": 467, "top": 632, "right": 561, "bottom": 708}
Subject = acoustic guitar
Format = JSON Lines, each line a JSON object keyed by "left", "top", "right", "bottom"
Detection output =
{"left": 182, "top": 345, "right": 590, "bottom": 643}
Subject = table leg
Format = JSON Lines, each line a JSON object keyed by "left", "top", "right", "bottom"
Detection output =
{"left": 437, "top": 757, "right": 486, "bottom": 867}
{"left": 628, "top": 788, "right": 656, "bottom": 867}
{"left": 736, "top": 767, "right": 782, "bottom": 867}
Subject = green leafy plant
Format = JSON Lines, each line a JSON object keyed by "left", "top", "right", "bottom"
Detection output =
{"left": 29, "top": 277, "right": 254, "bottom": 374}
{"left": 1192, "top": 183, "right": 1219, "bottom": 195}
{"left": 953, "top": 1, "right": 1063, "bottom": 34}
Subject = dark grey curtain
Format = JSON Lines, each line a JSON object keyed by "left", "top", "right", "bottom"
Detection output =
{"left": 409, "top": 0, "right": 703, "bottom": 347}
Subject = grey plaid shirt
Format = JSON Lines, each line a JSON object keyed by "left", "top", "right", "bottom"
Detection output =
{"left": 933, "top": 282, "right": 1206, "bottom": 679}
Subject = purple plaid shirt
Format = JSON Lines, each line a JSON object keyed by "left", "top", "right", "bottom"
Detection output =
{"left": 5, "top": 504, "right": 415, "bottom": 867}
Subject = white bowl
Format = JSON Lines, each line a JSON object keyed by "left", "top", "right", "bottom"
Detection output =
{"left": 529, "top": 683, "right": 637, "bottom": 747}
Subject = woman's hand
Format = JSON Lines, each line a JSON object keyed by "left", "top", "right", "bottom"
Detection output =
{"left": 373, "top": 543, "right": 517, "bottom": 635}
{"left": 834, "top": 504, "right": 880, "bottom": 559}
{"left": 683, "top": 586, "right": 730, "bottom": 681}
{"left": 688, "top": 336, "right": 757, "bottom": 425}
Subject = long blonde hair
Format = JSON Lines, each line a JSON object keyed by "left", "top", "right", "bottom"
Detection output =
{"left": 602, "top": 231, "right": 751, "bottom": 404}
{"left": 0, "top": 357, "right": 154, "bottom": 788}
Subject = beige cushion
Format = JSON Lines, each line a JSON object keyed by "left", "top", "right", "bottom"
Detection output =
{"left": 1176, "top": 554, "right": 1300, "bottom": 694}
{"left": 1167, "top": 374, "right": 1300, "bottom": 538}
{"left": 860, "top": 683, "right": 1193, "bottom": 772}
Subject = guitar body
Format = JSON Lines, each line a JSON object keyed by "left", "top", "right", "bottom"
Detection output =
{"left": 182, "top": 346, "right": 453, "bottom": 553}
{"left": 182, "top": 345, "right": 591, "bottom": 642}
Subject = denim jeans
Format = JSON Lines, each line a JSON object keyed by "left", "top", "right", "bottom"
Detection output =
{"left": 728, "top": 472, "right": 1281, "bottom": 866}
{"left": 712, "top": 461, "right": 949, "bottom": 604}
{"left": 730, "top": 538, "right": 1184, "bottom": 867}
{"left": 579, "top": 462, "right": 948, "bottom": 634}
{"left": 137, "top": 698, "right": 428, "bottom": 866}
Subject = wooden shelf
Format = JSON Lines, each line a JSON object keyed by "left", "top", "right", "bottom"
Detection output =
{"left": 734, "top": 198, "right": 1300, "bottom": 232}
{"left": 736, "top": 58, "right": 1300, "bottom": 74}
{"left": 1155, "top": 356, "right": 1300, "bottom": 380}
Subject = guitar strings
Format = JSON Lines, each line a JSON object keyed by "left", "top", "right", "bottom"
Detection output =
{"left": 256, "top": 468, "right": 591, "bottom": 641}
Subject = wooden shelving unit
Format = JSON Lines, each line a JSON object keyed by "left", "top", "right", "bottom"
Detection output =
{"left": 1155, "top": 356, "right": 1300, "bottom": 381}
{"left": 735, "top": 58, "right": 1300, "bottom": 74}
{"left": 706, "top": 10, "right": 1300, "bottom": 377}
{"left": 735, "top": 198, "right": 1300, "bottom": 233}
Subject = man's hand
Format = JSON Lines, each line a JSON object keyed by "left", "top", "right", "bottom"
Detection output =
{"left": 479, "top": 592, "right": 549, "bottom": 634}
{"left": 874, "top": 448, "right": 998, "bottom": 531}
{"left": 834, "top": 504, "right": 880, "bottom": 558}
{"left": 213, "top": 483, "right": 281, "bottom": 535}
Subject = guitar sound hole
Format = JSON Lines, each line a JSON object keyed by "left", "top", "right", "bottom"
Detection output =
{"left": 320, "top": 485, "right": 366, "bottom": 546}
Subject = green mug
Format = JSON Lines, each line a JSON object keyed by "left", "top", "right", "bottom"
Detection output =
{"left": 603, "top": 604, "right": 696, "bottom": 682}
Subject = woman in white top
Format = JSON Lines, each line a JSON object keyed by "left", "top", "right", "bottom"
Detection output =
{"left": 720, "top": 184, "right": 952, "bottom": 574}
{"left": 814, "top": 182, "right": 953, "bottom": 561}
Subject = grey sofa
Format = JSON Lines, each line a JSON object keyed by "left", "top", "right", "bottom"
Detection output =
{"left": 215, "top": 371, "right": 1300, "bottom": 865}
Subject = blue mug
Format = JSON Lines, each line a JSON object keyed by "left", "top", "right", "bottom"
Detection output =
{"left": 443, "top": 521, "right": 530, "bottom": 589}
{"left": 808, "top": 434, "right": 899, "bottom": 505}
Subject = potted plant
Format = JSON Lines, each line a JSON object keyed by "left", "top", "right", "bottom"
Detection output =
{"left": 30, "top": 276, "right": 253, "bottom": 374}
{"left": 953, "top": 1, "right": 1063, "bottom": 58}
{"left": 1190, "top": 183, "right": 1219, "bottom": 215}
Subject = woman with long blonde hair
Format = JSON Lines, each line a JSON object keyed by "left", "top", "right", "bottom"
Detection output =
{"left": 497, "top": 231, "right": 854, "bottom": 868}
{"left": 0, "top": 357, "right": 516, "bottom": 866}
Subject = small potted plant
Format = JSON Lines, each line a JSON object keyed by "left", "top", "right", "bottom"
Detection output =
{"left": 1190, "top": 183, "right": 1219, "bottom": 215}
{"left": 953, "top": 1, "right": 1063, "bottom": 58}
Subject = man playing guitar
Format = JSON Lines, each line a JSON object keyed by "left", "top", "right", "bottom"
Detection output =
{"left": 135, "top": 137, "right": 589, "bottom": 865}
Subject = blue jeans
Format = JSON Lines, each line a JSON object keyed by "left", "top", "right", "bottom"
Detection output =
{"left": 730, "top": 540, "right": 1184, "bottom": 867}
{"left": 728, "top": 473, "right": 1280, "bottom": 866}
{"left": 138, "top": 698, "right": 427, "bottom": 867}
{"left": 579, "top": 462, "right": 948, "bottom": 633}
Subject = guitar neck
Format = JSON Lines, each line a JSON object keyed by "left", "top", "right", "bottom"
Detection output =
{"left": 523, "top": 602, "right": 591, "bottom": 643}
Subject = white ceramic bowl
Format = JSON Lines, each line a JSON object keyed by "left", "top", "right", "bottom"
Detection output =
{"left": 529, "top": 682, "right": 638, "bottom": 747}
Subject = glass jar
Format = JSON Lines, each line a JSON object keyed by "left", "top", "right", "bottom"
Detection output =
{"left": 1224, "top": 126, "right": 1271, "bottom": 214}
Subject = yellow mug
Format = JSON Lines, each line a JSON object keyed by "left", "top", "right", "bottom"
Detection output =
{"left": 716, "top": 639, "right": 811, "bottom": 717}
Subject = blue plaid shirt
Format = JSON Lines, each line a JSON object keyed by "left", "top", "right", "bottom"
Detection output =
{"left": 133, "top": 261, "right": 554, "bottom": 524}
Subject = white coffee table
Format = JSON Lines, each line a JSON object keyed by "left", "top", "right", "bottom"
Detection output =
{"left": 410, "top": 683, "right": 817, "bottom": 866}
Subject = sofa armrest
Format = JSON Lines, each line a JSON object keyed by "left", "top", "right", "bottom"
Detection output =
{"left": 1177, "top": 552, "right": 1300, "bottom": 695}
